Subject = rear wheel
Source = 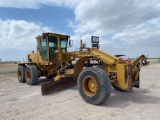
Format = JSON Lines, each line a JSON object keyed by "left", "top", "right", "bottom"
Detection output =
{"left": 25, "top": 65, "right": 38, "bottom": 85}
{"left": 17, "top": 65, "right": 26, "bottom": 83}
{"left": 77, "top": 67, "right": 111, "bottom": 105}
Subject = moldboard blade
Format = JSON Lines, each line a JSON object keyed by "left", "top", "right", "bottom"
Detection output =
{"left": 41, "top": 77, "right": 77, "bottom": 95}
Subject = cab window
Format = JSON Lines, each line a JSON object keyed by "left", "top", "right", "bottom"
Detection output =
{"left": 39, "top": 38, "right": 47, "bottom": 60}
{"left": 60, "top": 37, "right": 68, "bottom": 52}
{"left": 41, "top": 38, "right": 46, "bottom": 47}
{"left": 48, "top": 36, "right": 58, "bottom": 48}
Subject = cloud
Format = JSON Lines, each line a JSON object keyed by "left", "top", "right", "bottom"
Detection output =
{"left": 0, "top": 0, "right": 80, "bottom": 9}
{"left": 0, "top": 19, "right": 52, "bottom": 61}
{"left": 69, "top": 0, "right": 160, "bottom": 57}
{"left": 72, "top": 0, "right": 160, "bottom": 33}
{"left": 112, "top": 18, "right": 160, "bottom": 47}
{"left": 103, "top": 18, "right": 160, "bottom": 57}
{"left": 0, "top": 0, "right": 160, "bottom": 58}
{"left": 0, "top": 0, "right": 41, "bottom": 9}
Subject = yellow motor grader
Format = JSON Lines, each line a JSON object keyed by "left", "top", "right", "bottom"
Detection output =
{"left": 17, "top": 32, "right": 146, "bottom": 105}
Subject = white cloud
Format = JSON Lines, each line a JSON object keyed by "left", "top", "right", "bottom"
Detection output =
{"left": 0, "top": 19, "right": 52, "bottom": 61}
{"left": 0, "top": 0, "right": 80, "bottom": 9}
{"left": 69, "top": 0, "right": 160, "bottom": 58}
{"left": 111, "top": 18, "right": 160, "bottom": 48}
{"left": 103, "top": 18, "right": 160, "bottom": 57}
{"left": 0, "top": 0, "right": 160, "bottom": 58}
{"left": 0, "top": 0, "right": 40, "bottom": 9}
{"left": 73, "top": 0, "right": 160, "bottom": 33}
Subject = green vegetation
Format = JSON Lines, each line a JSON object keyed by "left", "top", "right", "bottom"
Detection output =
{"left": 0, "top": 71, "right": 17, "bottom": 74}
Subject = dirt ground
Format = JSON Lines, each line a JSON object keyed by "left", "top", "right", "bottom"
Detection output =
{"left": 0, "top": 64, "right": 17, "bottom": 74}
{"left": 0, "top": 63, "right": 160, "bottom": 120}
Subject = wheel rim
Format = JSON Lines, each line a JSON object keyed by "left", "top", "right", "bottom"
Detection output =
{"left": 26, "top": 70, "right": 31, "bottom": 81}
{"left": 18, "top": 70, "right": 22, "bottom": 79}
{"left": 82, "top": 76, "right": 98, "bottom": 97}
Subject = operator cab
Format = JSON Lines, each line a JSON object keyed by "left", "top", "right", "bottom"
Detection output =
{"left": 36, "top": 33, "right": 70, "bottom": 62}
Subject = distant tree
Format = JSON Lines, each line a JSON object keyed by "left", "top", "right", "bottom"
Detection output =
{"left": 0, "top": 59, "right": 1, "bottom": 62}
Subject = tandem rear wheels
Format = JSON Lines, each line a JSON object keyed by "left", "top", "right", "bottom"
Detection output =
{"left": 17, "top": 65, "right": 38, "bottom": 85}
{"left": 77, "top": 67, "right": 111, "bottom": 105}
{"left": 17, "top": 65, "right": 26, "bottom": 83}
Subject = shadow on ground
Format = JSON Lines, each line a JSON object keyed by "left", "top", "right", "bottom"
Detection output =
{"left": 34, "top": 77, "right": 159, "bottom": 108}
{"left": 102, "top": 88, "right": 159, "bottom": 108}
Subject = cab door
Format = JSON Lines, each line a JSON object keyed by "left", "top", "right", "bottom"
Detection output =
{"left": 48, "top": 36, "right": 58, "bottom": 61}
{"left": 38, "top": 37, "right": 47, "bottom": 61}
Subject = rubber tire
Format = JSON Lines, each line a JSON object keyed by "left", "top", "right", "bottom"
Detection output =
{"left": 25, "top": 65, "right": 38, "bottom": 85}
{"left": 112, "top": 83, "right": 126, "bottom": 92}
{"left": 77, "top": 67, "right": 111, "bottom": 105}
{"left": 17, "top": 65, "right": 26, "bottom": 83}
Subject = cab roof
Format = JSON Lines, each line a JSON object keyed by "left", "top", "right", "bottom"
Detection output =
{"left": 36, "top": 32, "right": 70, "bottom": 39}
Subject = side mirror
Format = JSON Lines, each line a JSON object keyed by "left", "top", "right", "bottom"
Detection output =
{"left": 69, "top": 40, "right": 73, "bottom": 47}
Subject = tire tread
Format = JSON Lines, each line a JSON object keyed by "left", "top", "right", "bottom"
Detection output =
{"left": 25, "top": 65, "right": 38, "bottom": 85}
{"left": 78, "top": 67, "right": 111, "bottom": 105}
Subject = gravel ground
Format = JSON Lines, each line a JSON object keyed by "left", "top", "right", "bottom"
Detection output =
{"left": 0, "top": 64, "right": 160, "bottom": 120}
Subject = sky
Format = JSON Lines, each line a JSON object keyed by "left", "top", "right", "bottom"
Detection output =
{"left": 0, "top": 0, "right": 160, "bottom": 61}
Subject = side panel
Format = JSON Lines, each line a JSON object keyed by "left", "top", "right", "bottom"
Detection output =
{"left": 116, "top": 64, "right": 129, "bottom": 90}
{"left": 91, "top": 48, "right": 118, "bottom": 64}
{"left": 28, "top": 52, "right": 39, "bottom": 63}
{"left": 73, "top": 56, "right": 90, "bottom": 80}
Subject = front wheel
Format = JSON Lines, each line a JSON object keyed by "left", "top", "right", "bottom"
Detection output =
{"left": 77, "top": 67, "right": 111, "bottom": 105}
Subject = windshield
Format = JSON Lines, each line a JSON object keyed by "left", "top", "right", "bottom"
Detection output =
{"left": 60, "top": 37, "right": 68, "bottom": 52}
{"left": 60, "top": 37, "right": 68, "bottom": 48}
{"left": 48, "top": 36, "right": 58, "bottom": 48}
{"left": 60, "top": 38, "right": 68, "bottom": 48}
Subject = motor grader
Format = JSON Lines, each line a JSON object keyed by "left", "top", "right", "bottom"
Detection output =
{"left": 17, "top": 32, "right": 146, "bottom": 105}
